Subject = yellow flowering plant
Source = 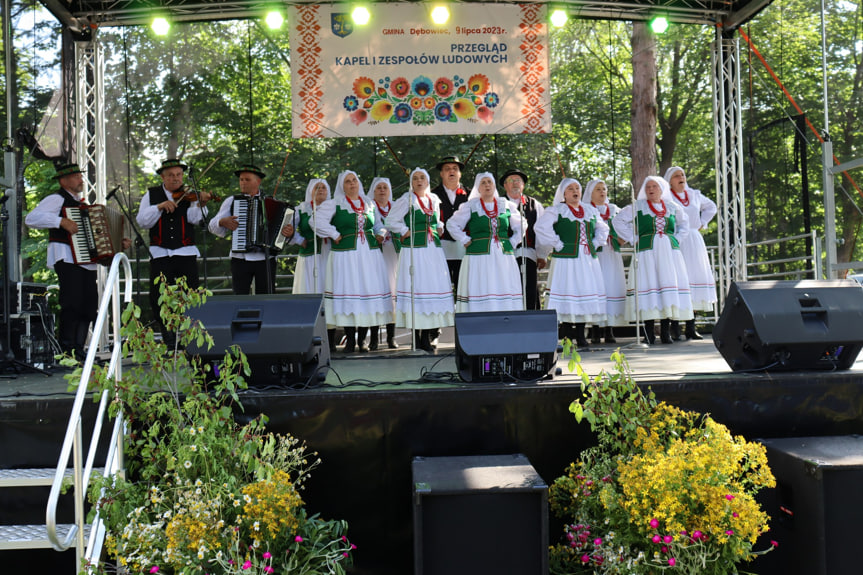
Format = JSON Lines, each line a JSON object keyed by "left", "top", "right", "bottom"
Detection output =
{"left": 549, "top": 348, "right": 776, "bottom": 574}
{"left": 85, "top": 278, "right": 354, "bottom": 575}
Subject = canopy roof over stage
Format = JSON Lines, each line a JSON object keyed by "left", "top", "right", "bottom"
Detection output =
{"left": 40, "top": 0, "right": 772, "bottom": 33}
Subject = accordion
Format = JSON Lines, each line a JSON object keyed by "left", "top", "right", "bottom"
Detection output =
{"left": 63, "top": 204, "right": 124, "bottom": 265}
{"left": 231, "top": 195, "right": 294, "bottom": 253}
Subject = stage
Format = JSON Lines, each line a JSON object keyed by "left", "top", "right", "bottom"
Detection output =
{"left": 3, "top": 332, "right": 863, "bottom": 573}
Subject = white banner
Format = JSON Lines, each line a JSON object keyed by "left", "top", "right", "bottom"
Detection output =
{"left": 290, "top": 3, "right": 551, "bottom": 138}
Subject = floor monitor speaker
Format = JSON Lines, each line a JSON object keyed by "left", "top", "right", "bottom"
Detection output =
{"left": 712, "top": 280, "right": 863, "bottom": 371}
{"left": 186, "top": 294, "right": 329, "bottom": 386}
{"left": 454, "top": 310, "right": 559, "bottom": 382}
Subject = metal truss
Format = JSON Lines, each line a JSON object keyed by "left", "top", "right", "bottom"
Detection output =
{"left": 712, "top": 28, "right": 747, "bottom": 307}
{"left": 74, "top": 35, "right": 106, "bottom": 203}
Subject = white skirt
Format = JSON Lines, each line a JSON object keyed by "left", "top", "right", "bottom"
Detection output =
{"left": 625, "top": 235, "right": 694, "bottom": 322}
{"left": 324, "top": 241, "right": 394, "bottom": 327}
{"left": 292, "top": 251, "right": 327, "bottom": 295}
{"left": 680, "top": 231, "right": 717, "bottom": 312}
{"left": 545, "top": 255, "right": 607, "bottom": 324}
{"left": 394, "top": 244, "right": 455, "bottom": 329}
{"left": 596, "top": 247, "right": 627, "bottom": 326}
{"left": 455, "top": 244, "right": 523, "bottom": 313}
{"left": 381, "top": 239, "right": 398, "bottom": 314}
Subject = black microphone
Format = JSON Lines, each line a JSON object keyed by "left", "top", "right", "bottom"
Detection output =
{"left": 106, "top": 185, "right": 122, "bottom": 201}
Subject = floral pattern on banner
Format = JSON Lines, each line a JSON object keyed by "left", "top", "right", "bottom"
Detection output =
{"left": 343, "top": 73, "right": 500, "bottom": 126}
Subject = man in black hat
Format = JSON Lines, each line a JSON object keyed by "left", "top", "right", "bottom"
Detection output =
{"left": 136, "top": 158, "right": 212, "bottom": 349}
{"left": 24, "top": 163, "right": 99, "bottom": 359}
{"left": 209, "top": 164, "right": 294, "bottom": 294}
{"left": 501, "top": 169, "right": 546, "bottom": 310}
{"left": 430, "top": 156, "right": 469, "bottom": 289}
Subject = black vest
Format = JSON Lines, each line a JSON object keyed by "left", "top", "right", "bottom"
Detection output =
{"left": 431, "top": 183, "right": 468, "bottom": 242}
{"left": 147, "top": 186, "right": 197, "bottom": 249}
{"left": 508, "top": 194, "right": 541, "bottom": 249}
{"left": 47, "top": 189, "right": 84, "bottom": 245}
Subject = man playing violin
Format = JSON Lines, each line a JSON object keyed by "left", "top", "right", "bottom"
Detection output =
{"left": 136, "top": 158, "right": 211, "bottom": 350}
{"left": 209, "top": 164, "right": 294, "bottom": 295}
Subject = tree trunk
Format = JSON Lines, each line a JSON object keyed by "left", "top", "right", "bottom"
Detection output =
{"left": 630, "top": 22, "right": 658, "bottom": 192}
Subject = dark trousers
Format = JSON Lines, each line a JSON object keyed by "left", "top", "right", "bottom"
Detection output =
{"left": 446, "top": 259, "right": 461, "bottom": 293}
{"left": 149, "top": 255, "right": 199, "bottom": 347}
{"left": 515, "top": 256, "right": 540, "bottom": 310}
{"left": 55, "top": 261, "right": 99, "bottom": 358}
{"left": 230, "top": 257, "right": 276, "bottom": 295}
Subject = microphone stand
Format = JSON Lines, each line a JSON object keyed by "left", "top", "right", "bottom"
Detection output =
{"left": 518, "top": 197, "right": 527, "bottom": 310}
{"left": 624, "top": 182, "right": 649, "bottom": 350}
{"left": 187, "top": 166, "right": 209, "bottom": 287}
{"left": 109, "top": 187, "right": 147, "bottom": 307}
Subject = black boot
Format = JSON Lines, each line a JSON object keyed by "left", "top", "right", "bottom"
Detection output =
{"left": 670, "top": 320, "right": 682, "bottom": 341}
{"left": 343, "top": 327, "right": 356, "bottom": 353}
{"left": 369, "top": 326, "right": 379, "bottom": 351}
{"left": 327, "top": 328, "right": 337, "bottom": 352}
{"left": 685, "top": 319, "right": 703, "bottom": 340}
{"left": 660, "top": 319, "right": 673, "bottom": 344}
{"left": 386, "top": 323, "right": 399, "bottom": 349}
{"left": 590, "top": 325, "right": 602, "bottom": 344}
{"left": 642, "top": 320, "right": 656, "bottom": 345}
{"left": 575, "top": 323, "right": 589, "bottom": 349}
{"left": 357, "top": 327, "right": 369, "bottom": 353}
{"left": 417, "top": 329, "right": 433, "bottom": 352}
{"left": 604, "top": 326, "right": 616, "bottom": 344}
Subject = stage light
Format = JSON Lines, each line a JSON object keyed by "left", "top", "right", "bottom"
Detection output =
{"left": 151, "top": 17, "right": 170, "bottom": 36}
{"left": 550, "top": 9, "right": 568, "bottom": 27}
{"left": 352, "top": 6, "right": 371, "bottom": 25}
{"left": 431, "top": 6, "right": 450, "bottom": 24}
{"left": 265, "top": 11, "right": 284, "bottom": 29}
{"left": 649, "top": 16, "right": 669, "bottom": 34}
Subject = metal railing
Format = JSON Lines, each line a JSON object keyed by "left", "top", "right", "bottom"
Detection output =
{"left": 744, "top": 231, "right": 822, "bottom": 280}
{"left": 46, "top": 253, "right": 133, "bottom": 571}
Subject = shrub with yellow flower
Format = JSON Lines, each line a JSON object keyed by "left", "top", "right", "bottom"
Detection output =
{"left": 549, "top": 349, "right": 776, "bottom": 575}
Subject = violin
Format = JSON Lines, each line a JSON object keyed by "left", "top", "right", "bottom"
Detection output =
{"left": 171, "top": 185, "right": 219, "bottom": 203}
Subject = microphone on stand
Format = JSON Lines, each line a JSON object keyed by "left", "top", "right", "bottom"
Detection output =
{"left": 106, "top": 185, "right": 122, "bottom": 202}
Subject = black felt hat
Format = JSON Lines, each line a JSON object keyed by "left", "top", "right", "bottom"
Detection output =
{"left": 234, "top": 164, "right": 266, "bottom": 179}
{"left": 500, "top": 169, "right": 528, "bottom": 185}
{"left": 53, "top": 163, "right": 83, "bottom": 179}
{"left": 156, "top": 158, "right": 188, "bottom": 175}
{"left": 435, "top": 156, "right": 465, "bottom": 171}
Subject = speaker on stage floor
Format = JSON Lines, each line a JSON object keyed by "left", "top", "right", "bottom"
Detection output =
{"left": 712, "top": 280, "right": 863, "bottom": 371}
{"left": 186, "top": 294, "right": 329, "bottom": 387}
{"left": 454, "top": 310, "right": 559, "bottom": 383}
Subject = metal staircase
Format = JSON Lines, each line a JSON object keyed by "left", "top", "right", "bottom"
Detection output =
{"left": 0, "top": 254, "right": 132, "bottom": 573}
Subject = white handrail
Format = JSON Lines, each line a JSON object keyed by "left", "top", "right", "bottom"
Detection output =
{"left": 45, "top": 253, "right": 133, "bottom": 570}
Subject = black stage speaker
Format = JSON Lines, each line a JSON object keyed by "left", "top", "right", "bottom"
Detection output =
{"left": 755, "top": 436, "right": 863, "bottom": 575}
{"left": 454, "top": 310, "right": 559, "bottom": 382}
{"left": 412, "top": 454, "right": 548, "bottom": 575}
{"left": 186, "top": 294, "right": 329, "bottom": 387}
{"left": 712, "top": 280, "right": 863, "bottom": 371}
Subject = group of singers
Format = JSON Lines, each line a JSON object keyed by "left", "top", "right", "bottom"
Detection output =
{"left": 27, "top": 156, "right": 717, "bottom": 358}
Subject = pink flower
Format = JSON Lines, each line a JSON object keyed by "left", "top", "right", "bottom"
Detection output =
{"left": 679, "top": 530, "right": 687, "bottom": 536}
{"left": 725, "top": 530, "right": 734, "bottom": 536}
{"left": 692, "top": 530, "right": 703, "bottom": 540}
{"left": 351, "top": 544, "right": 357, "bottom": 550}
{"left": 343, "top": 552, "right": 350, "bottom": 557}
{"left": 771, "top": 540, "right": 779, "bottom": 547}
{"left": 661, "top": 546, "right": 668, "bottom": 553}
{"left": 663, "top": 535, "right": 673, "bottom": 543}
{"left": 263, "top": 552, "right": 271, "bottom": 559}
{"left": 580, "top": 554, "right": 590, "bottom": 563}
{"left": 733, "top": 512, "right": 739, "bottom": 518}
{"left": 341, "top": 535, "right": 347, "bottom": 542}
{"left": 295, "top": 535, "right": 303, "bottom": 543}
{"left": 593, "top": 537, "right": 602, "bottom": 546}
{"left": 649, "top": 518, "right": 659, "bottom": 529}
{"left": 149, "top": 568, "right": 159, "bottom": 574}
{"left": 725, "top": 494, "right": 735, "bottom": 500}
{"left": 263, "top": 568, "right": 274, "bottom": 574}
{"left": 652, "top": 535, "right": 661, "bottom": 543}
{"left": 242, "top": 561, "right": 252, "bottom": 570}
{"left": 669, "top": 557, "right": 677, "bottom": 566}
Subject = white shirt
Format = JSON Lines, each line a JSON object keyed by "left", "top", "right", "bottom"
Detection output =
{"left": 208, "top": 194, "right": 268, "bottom": 261}
{"left": 136, "top": 185, "right": 207, "bottom": 258}
{"left": 24, "top": 190, "right": 98, "bottom": 271}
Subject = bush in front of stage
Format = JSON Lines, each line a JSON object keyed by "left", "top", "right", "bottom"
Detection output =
{"left": 82, "top": 278, "right": 355, "bottom": 575}
{"left": 548, "top": 350, "right": 777, "bottom": 575}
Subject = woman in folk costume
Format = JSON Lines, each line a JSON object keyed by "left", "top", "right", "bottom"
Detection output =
{"left": 368, "top": 176, "right": 399, "bottom": 350}
{"left": 612, "top": 175, "right": 694, "bottom": 344}
{"left": 386, "top": 168, "right": 455, "bottom": 351}
{"left": 291, "top": 178, "right": 331, "bottom": 295}
{"left": 446, "top": 172, "right": 525, "bottom": 313}
{"left": 535, "top": 178, "right": 609, "bottom": 349}
{"left": 315, "top": 170, "right": 393, "bottom": 353}
{"left": 584, "top": 179, "right": 626, "bottom": 344}
{"left": 664, "top": 166, "right": 718, "bottom": 341}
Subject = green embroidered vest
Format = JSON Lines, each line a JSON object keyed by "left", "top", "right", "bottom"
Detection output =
{"left": 464, "top": 207, "right": 514, "bottom": 255}
{"left": 551, "top": 213, "right": 598, "bottom": 259}
{"left": 330, "top": 204, "right": 381, "bottom": 252}
{"left": 297, "top": 210, "right": 326, "bottom": 256}
{"left": 635, "top": 203, "right": 679, "bottom": 252}
{"left": 401, "top": 205, "right": 441, "bottom": 248}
